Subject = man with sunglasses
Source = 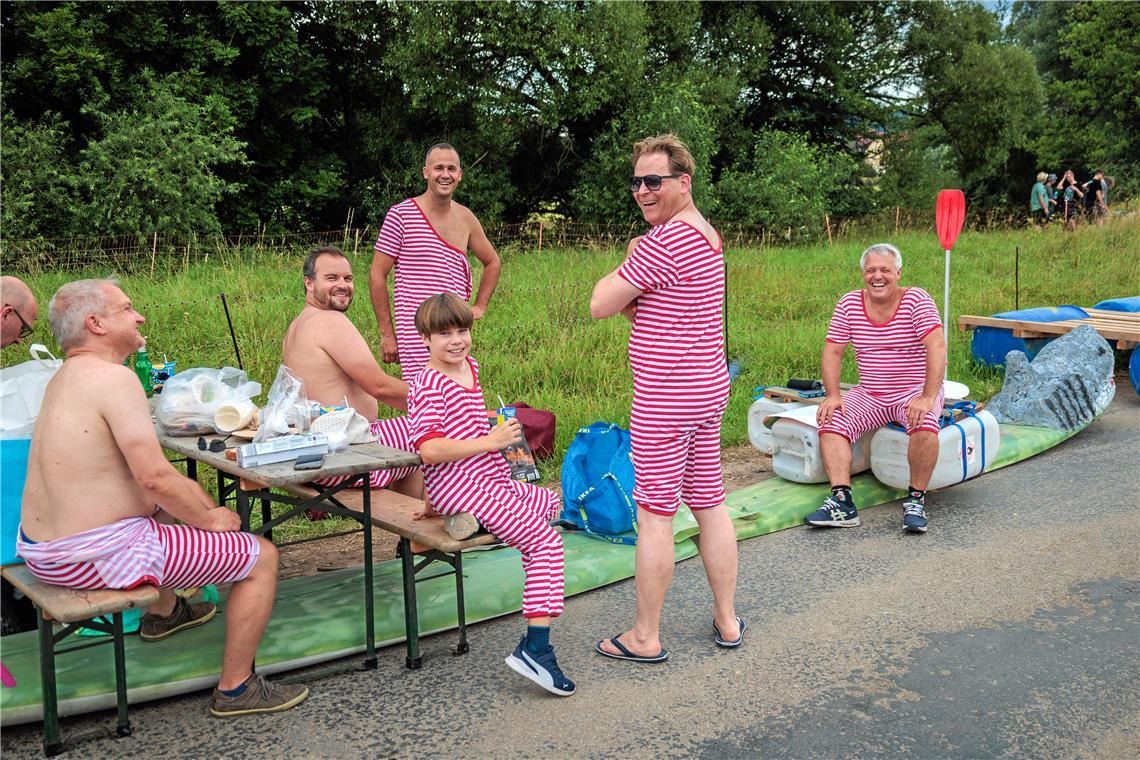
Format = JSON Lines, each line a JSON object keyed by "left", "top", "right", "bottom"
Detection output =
{"left": 590, "top": 134, "right": 741, "bottom": 663}
{"left": 1, "top": 275, "right": 38, "bottom": 348}
{"left": 369, "top": 143, "right": 502, "bottom": 383}
{"left": 18, "top": 279, "right": 309, "bottom": 717}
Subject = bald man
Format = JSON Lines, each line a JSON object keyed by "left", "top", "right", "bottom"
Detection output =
{"left": 1, "top": 276, "right": 38, "bottom": 348}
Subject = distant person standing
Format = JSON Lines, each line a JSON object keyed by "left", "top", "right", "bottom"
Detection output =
{"left": 1, "top": 276, "right": 38, "bottom": 348}
{"left": 1029, "top": 172, "right": 1050, "bottom": 227}
{"left": 1084, "top": 169, "right": 1108, "bottom": 223}
{"left": 368, "top": 144, "right": 502, "bottom": 381}
{"left": 1059, "top": 170, "right": 1084, "bottom": 230}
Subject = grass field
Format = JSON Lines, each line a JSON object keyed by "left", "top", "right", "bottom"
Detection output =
{"left": 5, "top": 217, "right": 1137, "bottom": 538}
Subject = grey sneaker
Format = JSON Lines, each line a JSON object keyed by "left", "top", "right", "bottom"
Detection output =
{"left": 140, "top": 596, "right": 217, "bottom": 641}
{"left": 444, "top": 512, "right": 480, "bottom": 540}
{"left": 209, "top": 674, "right": 310, "bottom": 717}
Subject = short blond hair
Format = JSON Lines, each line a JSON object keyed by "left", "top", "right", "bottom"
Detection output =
{"left": 632, "top": 133, "right": 695, "bottom": 178}
{"left": 1036, "top": 172, "right": 1048, "bottom": 182}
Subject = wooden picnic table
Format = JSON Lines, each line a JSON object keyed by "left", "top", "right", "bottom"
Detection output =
{"left": 158, "top": 430, "right": 420, "bottom": 670}
{"left": 958, "top": 309, "right": 1139, "bottom": 350}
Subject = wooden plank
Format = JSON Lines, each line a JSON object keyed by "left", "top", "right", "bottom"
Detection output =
{"left": 2, "top": 565, "right": 159, "bottom": 624}
{"left": 277, "top": 484, "right": 497, "bottom": 554}
{"left": 959, "top": 313, "right": 1139, "bottom": 347}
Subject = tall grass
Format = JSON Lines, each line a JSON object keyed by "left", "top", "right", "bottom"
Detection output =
{"left": 6, "top": 217, "right": 1137, "bottom": 478}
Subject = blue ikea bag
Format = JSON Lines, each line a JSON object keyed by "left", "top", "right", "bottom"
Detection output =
{"left": 560, "top": 422, "right": 638, "bottom": 545}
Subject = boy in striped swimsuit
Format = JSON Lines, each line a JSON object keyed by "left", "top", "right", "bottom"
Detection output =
{"left": 369, "top": 143, "right": 502, "bottom": 382}
{"left": 407, "top": 293, "right": 574, "bottom": 697}
{"left": 18, "top": 279, "right": 307, "bottom": 717}
{"left": 590, "top": 133, "right": 741, "bottom": 663}
{"left": 806, "top": 243, "right": 947, "bottom": 533}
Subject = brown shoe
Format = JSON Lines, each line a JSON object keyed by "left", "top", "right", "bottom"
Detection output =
{"left": 139, "top": 596, "right": 217, "bottom": 642}
{"left": 209, "top": 674, "right": 310, "bottom": 717}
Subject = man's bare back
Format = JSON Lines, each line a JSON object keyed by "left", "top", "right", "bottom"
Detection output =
{"left": 21, "top": 357, "right": 157, "bottom": 540}
{"left": 283, "top": 306, "right": 383, "bottom": 419}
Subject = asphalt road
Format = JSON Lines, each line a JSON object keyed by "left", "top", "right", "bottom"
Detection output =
{"left": 3, "top": 390, "right": 1137, "bottom": 758}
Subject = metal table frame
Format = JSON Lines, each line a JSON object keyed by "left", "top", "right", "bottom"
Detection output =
{"left": 160, "top": 433, "right": 420, "bottom": 670}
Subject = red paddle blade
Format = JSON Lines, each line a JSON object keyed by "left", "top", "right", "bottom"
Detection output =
{"left": 936, "top": 189, "right": 966, "bottom": 251}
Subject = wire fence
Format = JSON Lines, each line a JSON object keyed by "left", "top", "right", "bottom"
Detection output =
{"left": 0, "top": 206, "right": 1036, "bottom": 275}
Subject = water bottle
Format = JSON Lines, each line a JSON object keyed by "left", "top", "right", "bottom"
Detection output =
{"left": 134, "top": 348, "right": 153, "bottom": 396}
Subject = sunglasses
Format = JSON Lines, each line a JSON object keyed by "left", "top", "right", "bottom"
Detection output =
{"left": 197, "top": 437, "right": 228, "bottom": 453}
{"left": 4, "top": 304, "right": 33, "bottom": 341}
{"left": 628, "top": 174, "right": 683, "bottom": 192}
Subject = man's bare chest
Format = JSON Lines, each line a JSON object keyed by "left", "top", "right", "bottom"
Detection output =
{"left": 422, "top": 212, "right": 469, "bottom": 252}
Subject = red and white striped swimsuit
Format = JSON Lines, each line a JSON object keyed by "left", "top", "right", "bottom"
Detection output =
{"left": 17, "top": 517, "right": 259, "bottom": 591}
{"left": 375, "top": 199, "right": 473, "bottom": 381}
{"left": 408, "top": 357, "right": 563, "bottom": 618}
{"left": 617, "top": 221, "right": 730, "bottom": 517}
{"left": 819, "top": 287, "right": 944, "bottom": 439}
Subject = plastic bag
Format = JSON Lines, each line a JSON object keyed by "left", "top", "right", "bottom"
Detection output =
{"left": 253, "top": 366, "right": 311, "bottom": 443}
{"left": 0, "top": 344, "right": 62, "bottom": 440}
{"left": 309, "top": 407, "right": 376, "bottom": 451}
{"left": 155, "top": 367, "right": 261, "bottom": 436}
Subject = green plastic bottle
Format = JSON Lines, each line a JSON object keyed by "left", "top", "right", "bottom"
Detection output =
{"left": 134, "top": 348, "right": 153, "bottom": 395}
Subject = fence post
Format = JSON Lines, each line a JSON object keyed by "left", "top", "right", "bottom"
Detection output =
{"left": 150, "top": 232, "right": 158, "bottom": 277}
{"left": 537, "top": 221, "right": 543, "bottom": 253}
{"left": 895, "top": 206, "right": 900, "bottom": 236}
{"left": 824, "top": 214, "right": 833, "bottom": 246}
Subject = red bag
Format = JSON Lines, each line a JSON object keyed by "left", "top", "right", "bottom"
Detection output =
{"left": 508, "top": 402, "right": 557, "bottom": 460}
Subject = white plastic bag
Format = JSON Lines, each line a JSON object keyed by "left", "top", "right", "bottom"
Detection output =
{"left": 154, "top": 367, "right": 261, "bottom": 436}
{"left": 0, "top": 344, "right": 62, "bottom": 439}
{"left": 253, "top": 366, "right": 311, "bottom": 443}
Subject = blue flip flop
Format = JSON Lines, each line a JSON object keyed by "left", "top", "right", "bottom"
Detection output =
{"left": 595, "top": 636, "right": 669, "bottom": 663}
{"left": 713, "top": 617, "right": 746, "bottom": 648}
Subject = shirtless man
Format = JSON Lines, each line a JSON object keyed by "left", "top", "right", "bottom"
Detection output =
{"left": 283, "top": 246, "right": 420, "bottom": 494}
{"left": 18, "top": 279, "right": 307, "bottom": 717}
{"left": 1, "top": 275, "right": 38, "bottom": 348}
{"left": 369, "top": 143, "right": 502, "bottom": 382}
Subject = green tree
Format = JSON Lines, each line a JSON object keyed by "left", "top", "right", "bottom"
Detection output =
{"left": 75, "top": 72, "right": 245, "bottom": 235}
{"left": 713, "top": 130, "right": 856, "bottom": 232}
{"left": 0, "top": 112, "right": 77, "bottom": 238}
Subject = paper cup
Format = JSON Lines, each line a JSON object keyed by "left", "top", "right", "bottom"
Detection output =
{"left": 214, "top": 399, "right": 257, "bottom": 433}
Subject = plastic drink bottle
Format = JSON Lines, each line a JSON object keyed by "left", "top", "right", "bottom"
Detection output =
{"left": 134, "top": 349, "right": 153, "bottom": 396}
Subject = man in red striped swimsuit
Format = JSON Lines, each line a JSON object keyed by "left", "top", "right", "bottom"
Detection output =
{"left": 368, "top": 143, "right": 502, "bottom": 382}
{"left": 283, "top": 246, "right": 420, "bottom": 496}
{"left": 805, "top": 243, "right": 947, "bottom": 534}
{"left": 17, "top": 279, "right": 308, "bottom": 717}
{"left": 590, "top": 134, "right": 742, "bottom": 663}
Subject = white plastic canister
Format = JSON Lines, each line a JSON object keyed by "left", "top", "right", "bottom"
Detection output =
{"left": 769, "top": 417, "right": 873, "bottom": 484}
{"left": 747, "top": 398, "right": 810, "bottom": 454}
{"left": 870, "top": 409, "right": 1001, "bottom": 490}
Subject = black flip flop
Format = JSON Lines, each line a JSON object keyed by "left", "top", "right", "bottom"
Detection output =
{"left": 713, "top": 617, "right": 746, "bottom": 648}
{"left": 594, "top": 636, "right": 669, "bottom": 663}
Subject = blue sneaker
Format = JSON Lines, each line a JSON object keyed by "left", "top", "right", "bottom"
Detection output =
{"left": 505, "top": 638, "right": 576, "bottom": 696}
{"left": 903, "top": 498, "right": 928, "bottom": 533}
{"left": 804, "top": 493, "right": 860, "bottom": 527}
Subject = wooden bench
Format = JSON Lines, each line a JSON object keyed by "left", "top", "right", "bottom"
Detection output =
{"left": 277, "top": 484, "right": 499, "bottom": 669}
{"left": 1, "top": 564, "right": 159, "bottom": 757}
{"left": 958, "top": 309, "right": 1140, "bottom": 350}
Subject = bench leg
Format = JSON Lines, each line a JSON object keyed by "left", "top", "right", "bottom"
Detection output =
{"left": 37, "top": 614, "right": 63, "bottom": 757}
{"left": 453, "top": 551, "right": 469, "bottom": 656}
{"left": 361, "top": 482, "right": 377, "bottom": 670}
{"left": 399, "top": 539, "right": 422, "bottom": 669}
{"left": 260, "top": 496, "right": 273, "bottom": 542}
{"left": 111, "top": 612, "right": 132, "bottom": 738}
